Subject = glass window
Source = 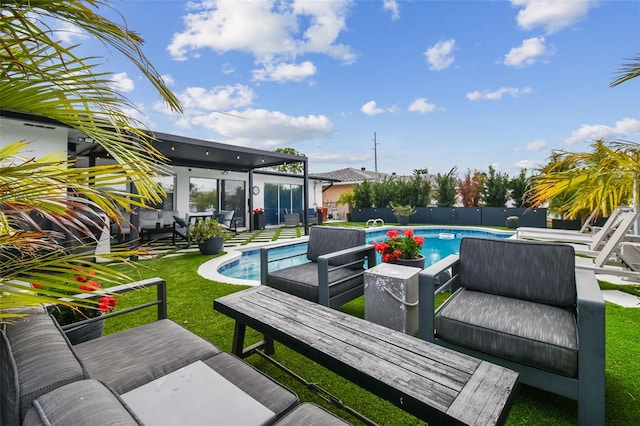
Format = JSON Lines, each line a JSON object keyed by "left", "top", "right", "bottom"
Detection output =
{"left": 152, "top": 175, "right": 175, "bottom": 211}
{"left": 189, "top": 177, "right": 218, "bottom": 213}
{"left": 221, "top": 180, "right": 245, "bottom": 227}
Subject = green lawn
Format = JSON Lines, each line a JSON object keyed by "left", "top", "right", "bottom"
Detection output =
{"left": 106, "top": 249, "right": 640, "bottom": 425}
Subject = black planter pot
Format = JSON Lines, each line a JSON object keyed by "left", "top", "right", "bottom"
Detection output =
{"left": 64, "top": 316, "right": 105, "bottom": 345}
{"left": 505, "top": 218, "right": 519, "bottom": 229}
{"left": 253, "top": 214, "right": 266, "bottom": 230}
{"left": 397, "top": 216, "right": 410, "bottom": 226}
{"left": 388, "top": 255, "right": 425, "bottom": 269}
{"left": 197, "top": 237, "right": 225, "bottom": 255}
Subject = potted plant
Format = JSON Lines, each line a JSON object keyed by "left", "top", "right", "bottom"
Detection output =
{"left": 188, "top": 217, "right": 230, "bottom": 255}
{"left": 506, "top": 215, "right": 519, "bottom": 229}
{"left": 391, "top": 203, "right": 416, "bottom": 226}
{"left": 253, "top": 208, "right": 265, "bottom": 230}
{"left": 33, "top": 269, "right": 118, "bottom": 344}
{"left": 337, "top": 191, "right": 356, "bottom": 222}
{"left": 371, "top": 229, "right": 426, "bottom": 268}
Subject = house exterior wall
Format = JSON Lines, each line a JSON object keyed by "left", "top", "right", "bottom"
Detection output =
{"left": 321, "top": 182, "right": 355, "bottom": 220}
{"left": 1, "top": 116, "right": 68, "bottom": 160}
{"left": 2, "top": 115, "right": 321, "bottom": 229}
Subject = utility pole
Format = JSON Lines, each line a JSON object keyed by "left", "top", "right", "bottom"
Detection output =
{"left": 373, "top": 131, "right": 379, "bottom": 172}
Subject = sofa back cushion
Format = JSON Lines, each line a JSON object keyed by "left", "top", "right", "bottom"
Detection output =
{"left": 307, "top": 227, "right": 366, "bottom": 268}
{"left": 459, "top": 237, "right": 577, "bottom": 307}
{"left": 0, "top": 313, "right": 87, "bottom": 426}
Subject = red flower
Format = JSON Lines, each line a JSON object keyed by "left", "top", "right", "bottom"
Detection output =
{"left": 371, "top": 228, "right": 425, "bottom": 261}
{"left": 98, "top": 296, "right": 118, "bottom": 312}
{"left": 78, "top": 280, "right": 100, "bottom": 291}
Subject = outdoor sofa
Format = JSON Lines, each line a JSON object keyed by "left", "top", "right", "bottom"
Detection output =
{"left": 418, "top": 237, "right": 605, "bottom": 425}
{"left": 1, "top": 278, "right": 349, "bottom": 425}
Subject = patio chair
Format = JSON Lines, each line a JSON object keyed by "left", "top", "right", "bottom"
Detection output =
{"left": 307, "top": 208, "right": 319, "bottom": 225}
{"left": 260, "top": 226, "right": 377, "bottom": 308}
{"left": 418, "top": 237, "right": 605, "bottom": 426}
{"left": 217, "top": 210, "right": 236, "bottom": 231}
{"left": 172, "top": 215, "right": 190, "bottom": 246}
{"left": 284, "top": 213, "right": 299, "bottom": 227}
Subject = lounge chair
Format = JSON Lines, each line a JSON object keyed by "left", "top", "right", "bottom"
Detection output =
{"left": 260, "top": 226, "right": 377, "bottom": 308}
{"left": 619, "top": 242, "right": 640, "bottom": 272}
{"left": 574, "top": 218, "right": 640, "bottom": 281}
{"left": 517, "top": 210, "right": 637, "bottom": 253}
{"left": 515, "top": 208, "right": 602, "bottom": 236}
{"left": 418, "top": 237, "right": 605, "bottom": 425}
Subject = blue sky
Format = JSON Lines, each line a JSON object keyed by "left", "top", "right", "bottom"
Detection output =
{"left": 61, "top": 0, "right": 639, "bottom": 176}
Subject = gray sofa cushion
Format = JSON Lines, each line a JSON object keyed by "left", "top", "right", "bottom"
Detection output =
{"left": 1, "top": 314, "right": 87, "bottom": 426}
{"left": 267, "top": 262, "right": 364, "bottom": 302}
{"left": 275, "top": 403, "right": 350, "bottom": 425}
{"left": 437, "top": 289, "right": 578, "bottom": 377}
{"left": 203, "top": 352, "right": 298, "bottom": 418}
{"left": 23, "top": 379, "right": 141, "bottom": 426}
{"left": 73, "top": 319, "right": 220, "bottom": 394}
{"left": 459, "top": 237, "right": 577, "bottom": 307}
{"left": 306, "top": 227, "right": 366, "bottom": 268}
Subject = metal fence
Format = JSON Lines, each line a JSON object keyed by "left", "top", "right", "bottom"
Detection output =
{"left": 351, "top": 207, "right": 547, "bottom": 228}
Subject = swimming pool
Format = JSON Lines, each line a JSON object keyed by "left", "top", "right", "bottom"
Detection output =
{"left": 217, "top": 227, "right": 513, "bottom": 283}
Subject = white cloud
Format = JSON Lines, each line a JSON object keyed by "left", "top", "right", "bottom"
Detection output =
{"left": 424, "top": 39, "right": 456, "bottom": 71}
{"left": 222, "top": 63, "right": 235, "bottom": 74}
{"left": 504, "top": 37, "right": 552, "bottom": 67}
{"left": 466, "top": 86, "right": 532, "bottom": 101}
{"left": 383, "top": 0, "right": 400, "bottom": 20}
{"left": 514, "top": 140, "right": 548, "bottom": 152}
{"left": 52, "top": 21, "right": 87, "bottom": 44}
{"left": 564, "top": 118, "right": 640, "bottom": 145}
{"left": 161, "top": 74, "right": 175, "bottom": 86}
{"left": 511, "top": 0, "right": 596, "bottom": 34}
{"left": 252, "top": 61, "right": 317, "bottom": 82}
{"left": 408, "top": 98, "right": 436, "bottom": 113}
{"left": 360, "top": 101, "right": 397, "bottom": 115}
{"left": 514, "top": 159, "right": 544, "bottom": 170}
{"left": 524, "top": 140, "right": 548, "bottom": 151}
{"left": 110, "top": 72, "right": 135, "bottom": 93}
{"left": 184, "top": 108, "right": 333, "bottom": 149}
{"left": 309, "top": 151, "right": 371, "bottom": 164}
{"left": 167, "top": 0, "right": 356, "bottom": 73}
{"left": 178, "top": 84, "right": 255, "bottom": 111}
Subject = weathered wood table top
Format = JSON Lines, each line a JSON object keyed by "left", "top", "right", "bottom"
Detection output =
{"left": 214, "top": 286, "right": 519, "bottom": 426}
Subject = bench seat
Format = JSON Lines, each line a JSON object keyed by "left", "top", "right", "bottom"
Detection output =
{"left": 73, "top": 319, "right": 219, "bottom": 394}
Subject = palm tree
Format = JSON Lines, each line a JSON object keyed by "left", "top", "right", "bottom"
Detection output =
{"left": 1, "top": 1, "right": 182, "bottom": 319}
{"left": 525, "top": 139, "right": 640, "bottom": 224}
{"left": 610, "top": 54, "right": 640, "bottom": 87}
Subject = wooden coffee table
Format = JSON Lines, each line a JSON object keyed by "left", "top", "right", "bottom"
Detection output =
{"left": 214, "top": 286, "right": 519, "bottom": 426}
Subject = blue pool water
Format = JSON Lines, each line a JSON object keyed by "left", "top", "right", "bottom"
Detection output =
{"left": 218, "top": 227, "right": 513, "bottom": 282}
